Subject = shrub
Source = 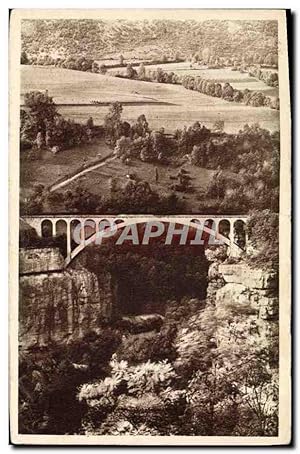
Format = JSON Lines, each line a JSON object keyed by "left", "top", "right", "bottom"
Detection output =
{"left": 246, "top": 209, "right": 279, "bottom": 268}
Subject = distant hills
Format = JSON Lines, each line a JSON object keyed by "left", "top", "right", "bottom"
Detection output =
{"left": 21, "top": 19, "right": 278, "bottom": 62}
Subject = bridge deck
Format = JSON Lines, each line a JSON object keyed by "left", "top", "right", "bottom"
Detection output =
{"left": 21, "top": 214, "right": 248, "bottom": 219}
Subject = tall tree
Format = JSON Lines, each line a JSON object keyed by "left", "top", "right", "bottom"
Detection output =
{"left": 138, "top": 63, "right": 146, "bottom": 80}
{"left": 104, "top": 102, "right": 123, "bottom": 145}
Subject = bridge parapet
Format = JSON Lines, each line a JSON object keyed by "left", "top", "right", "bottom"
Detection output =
{"left": 21, "top": 214, "right": 249, "bottom": 267}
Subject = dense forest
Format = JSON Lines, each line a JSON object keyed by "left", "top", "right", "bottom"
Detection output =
{"left": 21, "top": 19, "right": 278, "bottom": 63}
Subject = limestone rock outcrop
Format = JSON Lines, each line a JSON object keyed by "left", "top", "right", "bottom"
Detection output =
{"left": 216, "top": 264, "right": 278, "bottom": 321}
{"left": 19, "top": 250, "right": 114, "bottom": 348}
{"left": 218, "top": 264, "right": 278, "bottom": 290}
{"left": 20, "top": 247, "right": 65, "bottom": 274}
{"left": 207, "top": 261, "right": 279, "bottom": 350}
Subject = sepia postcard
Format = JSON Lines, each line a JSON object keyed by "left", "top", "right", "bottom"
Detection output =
{"left": 9, "top": 9, "right": 291, "bottom": 445}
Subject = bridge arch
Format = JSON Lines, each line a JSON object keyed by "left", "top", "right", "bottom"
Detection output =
{"left": 83, "top": 219, "right": 96, "bottom": 241}
{"left": 55, "top": 219, "right": 68, "bottom": 238}
{"left": 233, "top": 219, "right": 247, "bottom": 250}
{"left": 41, "top": 219, "right": 53, "bottom": 238}
{"left": 66, "top": 217, "right": 237, "bottom": 266}
{"left": 21, "top": 215, "right": 249, "bottom": 267}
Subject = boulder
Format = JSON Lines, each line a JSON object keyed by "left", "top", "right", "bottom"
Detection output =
{"left": 118, "top": 314, "right": 164, "bottom": 334}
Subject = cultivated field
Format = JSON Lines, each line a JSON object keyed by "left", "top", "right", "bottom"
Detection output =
{"left": 109, "top": 61, "right": 279, "bottom": 97}
{"left": 21, "top": 65, "right": 279, "bottom": 133}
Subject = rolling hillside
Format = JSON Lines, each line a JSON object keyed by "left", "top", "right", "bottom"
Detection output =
{"left": 21, "top": 18, "right": 278, "bottom": 62}
{"left": 20, "top": 65, "right": 280, "bottom": 133}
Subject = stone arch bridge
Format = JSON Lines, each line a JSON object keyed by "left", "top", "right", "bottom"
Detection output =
{"left": 21, "top": 214, "right": 248, "bottom": 267}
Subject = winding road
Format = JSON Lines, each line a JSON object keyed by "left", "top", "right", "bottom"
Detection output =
{"left": 49, "top": 153, "right": 117, "bottom": 192}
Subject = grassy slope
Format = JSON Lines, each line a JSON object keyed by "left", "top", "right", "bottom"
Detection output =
{"left": 20, "top": 139, "right": 112, "bottom": 196}
{"left": 21, "top": 65, "right": 279, "bottom": 134}
{"left": 65, "top": 157, "right": 214, "bottom": 209}
{"left": 21, "top": 65, "right": 230, "bottom": 105}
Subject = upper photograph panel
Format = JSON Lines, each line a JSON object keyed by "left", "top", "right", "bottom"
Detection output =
{"left": 19, "top": 13, "right": 280, "bottom": 215}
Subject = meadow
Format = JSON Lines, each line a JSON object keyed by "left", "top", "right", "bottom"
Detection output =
{"left": 108, "top": 61, "right": 279, "bottom": 97}
{"left": 21, "top": 65, "right": 280, "bottom": 134}
{"left": 20, "top": 132, "right": 215, "bottom": 213}
{"left": 58, "top": 154, "right": 215, "bottom": 213}
{"left": 20, "top": 139, "right": 112, "bottom": 197}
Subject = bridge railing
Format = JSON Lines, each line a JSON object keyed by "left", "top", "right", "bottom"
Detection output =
{"left": 21, "top": 215, "right": 249, "bottom": 266}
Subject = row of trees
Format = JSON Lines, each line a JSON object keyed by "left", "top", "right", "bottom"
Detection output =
{"left": 21, "top": 50, "right": 183, "bottom": 76}
{"left": 248, "top": 66, "right": 279, "bottom": 88}
{"left": 181, "top": 75, "right": 279, "bottom": 109}
{"left": 225, "top": 60, "right": 278, "bottom": 89}
{"left": 189, "top": 48, "right": 278, "bottom": 68}
{"left": 21, "top": 51, "right": 109, "bottom": 75}
{"left": 113, "top": 64, "right": 279, "bottom": 110}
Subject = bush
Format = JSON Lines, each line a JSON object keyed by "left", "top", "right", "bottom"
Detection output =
{"left": 19, "top": 330, "right": 122, "bottom": 434}
{"left": 246, "top": 209, "right": 279, "bottom": 268}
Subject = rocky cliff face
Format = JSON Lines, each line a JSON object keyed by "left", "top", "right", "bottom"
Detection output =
{"left": 19, "top": 249, "right": 114, "bottom": 349}
{"left": 216, "top": 264, "right": 278, "bottom": 320}
{"left": 19, "top": 247, "right": 65, "bottom": 274}
{"left": 207, "top": 261, "right": 279, "bottom": 349}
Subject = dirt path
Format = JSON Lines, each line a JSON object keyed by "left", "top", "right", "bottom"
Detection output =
{"left": 49, "top": 154, "right": 117, "bottom": 192}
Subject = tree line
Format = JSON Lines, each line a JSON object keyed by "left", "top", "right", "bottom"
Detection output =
{"left": 113, "top": 63, "right": 279, "bottom": 110}
{"left": 21, "top": 50, "right": 183, "bottom": 75}
{"left": 21, "top": 45, "right": 279, "bottom": 111}
{"left": 248, "top": 65, "right": 279, "bottom": 88}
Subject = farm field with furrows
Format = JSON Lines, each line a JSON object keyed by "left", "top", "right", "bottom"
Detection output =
{"left": 21, "top": 65, "right": 279, "bottom": 133}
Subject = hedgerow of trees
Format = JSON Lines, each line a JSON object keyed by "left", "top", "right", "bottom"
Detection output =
{"left": 21, "top": 51, "right": 279, "bottom": 110}
{"left": 113, "top": 65, "right": 279, "bottom": 110}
